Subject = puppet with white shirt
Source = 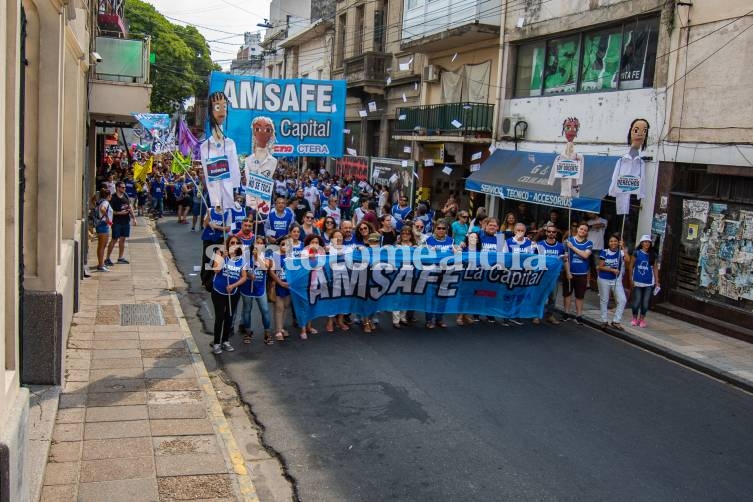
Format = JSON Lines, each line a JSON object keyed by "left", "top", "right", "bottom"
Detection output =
{"left": 609, "top": 119, "right": 649, "bottom": 215}
{"left": 548, "top": 117, "right": 584, "bottom": 198}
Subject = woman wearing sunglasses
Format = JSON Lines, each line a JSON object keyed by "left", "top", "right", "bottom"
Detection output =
{"left": 210, "top": 235, "right": 248, "bottom": 354}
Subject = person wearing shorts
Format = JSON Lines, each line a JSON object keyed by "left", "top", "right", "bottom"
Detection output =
{"left": 562, "top": 222, "right": 593, "bottom": 324}
{"left": 105, "top": 181, "right": 136, "bottom": 266}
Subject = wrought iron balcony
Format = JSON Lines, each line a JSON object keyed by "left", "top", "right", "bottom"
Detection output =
{"left": 342, "top": 51, "right": 389, "bottom": 88}
{"left": 394, "top": 102, "right": 494, "bottom": 137}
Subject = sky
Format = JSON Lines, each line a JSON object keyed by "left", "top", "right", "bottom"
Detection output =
{"left": 145, "top": 0, "right": 273, "bottom": 68}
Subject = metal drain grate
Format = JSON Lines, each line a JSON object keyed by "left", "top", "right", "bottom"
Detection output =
{"left": 120, "top": 303, "right": 165, "bottom": 326}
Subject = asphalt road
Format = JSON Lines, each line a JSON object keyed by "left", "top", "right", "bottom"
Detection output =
{"left": 159, "top": 219, "right": 753, "bottom": 502}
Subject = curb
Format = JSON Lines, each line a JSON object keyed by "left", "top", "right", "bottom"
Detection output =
{"left": 578, "top": 315, "right": 753, "bottom": 395}
{"left": 149, "top": 221, "right": 260, "bottom": 502}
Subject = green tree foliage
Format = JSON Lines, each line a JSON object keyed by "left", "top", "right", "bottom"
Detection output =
{"left": 125, "top": 0, "right": 221, "bottom": 112}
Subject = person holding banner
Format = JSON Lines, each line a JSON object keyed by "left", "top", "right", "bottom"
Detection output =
{"left": 563, "top": 223, "right": 594, "bottom": 325}
{"left": 201, "top": 92, "right": 241, "bottom": 211}
{"left": 324, "top": 230, "right": 351, "bottom": 333}
{"left": 424, "top": 219, "right": 456, "bottom": 329}
{"left": 393, "top": 224, "right": 419, "bottom": 329}
{"left": 269, "top": 238, "right": 293, "bottom": 341}
{"left": 210, "top": 235, "right": 247, "bottom": 354}
{"left": 535, "top": 224, "right": 566, "bottom": 325}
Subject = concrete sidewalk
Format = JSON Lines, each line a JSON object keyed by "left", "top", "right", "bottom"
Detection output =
{"left": 578, "top": 290, "right": 753, "bottom": 393}
{"left": 40, "top": 219, "right": 258, "bottom": 502}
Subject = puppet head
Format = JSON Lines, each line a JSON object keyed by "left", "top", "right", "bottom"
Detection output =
{"left": 627, "top": 118, "right": 650, "bottom": 150}
{"left": 208, "top": 92, "right": 228, "bottom": 137}
{"left": 561, "top": 117, "right": 580, "bottom": 143}
{"left": 251, "top": 116, "right": 276, "bottom": 150}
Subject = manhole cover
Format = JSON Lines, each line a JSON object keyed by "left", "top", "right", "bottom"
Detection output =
{"left": 121, "top": 303, "right": 165, "bottom": 326}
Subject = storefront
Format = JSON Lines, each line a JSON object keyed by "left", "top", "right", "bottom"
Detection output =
{"left": 466, "top": 149, "right": 640, "bottom": 240}
{"left": 660, "top": 162, "right": 753, "bottom": 334}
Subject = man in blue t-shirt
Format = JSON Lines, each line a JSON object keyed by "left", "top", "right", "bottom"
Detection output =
{"left": 563, "top": 222, "right": 593, "bottom": 324}
{"left": 264, "top": 196, "right": 295, "bottom": 244}
{"left": 150, "top": 175, "right": 166, "bottom": 218}
{"left": 536, "top": 224, "right": 566, "bottom": 325}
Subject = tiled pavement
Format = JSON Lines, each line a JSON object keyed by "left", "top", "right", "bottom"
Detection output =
{"left": 579, "top": 290, "right": 753, "bottom": 392}
{"left": 41, "top": 220, "right": 258, "bottom": 502}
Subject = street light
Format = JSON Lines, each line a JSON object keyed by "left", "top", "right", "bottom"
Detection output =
{"left": 256, "top": 18, "right": 273, "bottom": 29}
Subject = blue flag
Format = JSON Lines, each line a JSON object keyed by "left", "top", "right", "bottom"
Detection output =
{"left": 286, "top": 249, "right": 563, "bottom": 324}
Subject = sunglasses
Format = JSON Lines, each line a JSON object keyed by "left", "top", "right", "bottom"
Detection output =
{"left": 436, "top": 227, "right": 447, "bottom": 230}
{"left": 305, "top": 216, "right": 313, "bottom": 219}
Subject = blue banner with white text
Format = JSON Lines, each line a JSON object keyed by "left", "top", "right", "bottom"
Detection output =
{"left": 286, "top": 249, "right": 563, "bottom": 323}
{"left": 208, "top": 71, "right": 346, "bottom": 157}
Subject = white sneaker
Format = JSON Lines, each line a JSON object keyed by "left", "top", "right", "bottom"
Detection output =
{"left": 212, "top": 344, "right": 222, "bottom": 354}
{"left": 221, "top": 341, "right": 235, "bottom": 352}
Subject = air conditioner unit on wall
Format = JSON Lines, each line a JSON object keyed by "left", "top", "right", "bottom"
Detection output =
{"left": 501, "top": 115, "right": 525, "bottom": 138}
{"left": 422, "top": 64, "right": 440, "bottom": 83}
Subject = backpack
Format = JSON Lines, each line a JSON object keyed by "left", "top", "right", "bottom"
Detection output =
{"left": 89, "top": 200, "right": 105, "bottom": 228}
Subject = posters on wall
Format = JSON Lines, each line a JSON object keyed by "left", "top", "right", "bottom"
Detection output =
{"left": 686, "top": 199, "right": 753, "bottom": 303}
{"left": 370, "top": 157, "right": 415, "bottom": 206}
{"left": 335, "top": 156, "right": 369, "bottom": 181}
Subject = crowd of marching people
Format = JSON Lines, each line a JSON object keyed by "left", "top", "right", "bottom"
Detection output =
{"left": 91, "top": 154, "right": 660, "bottom": 355}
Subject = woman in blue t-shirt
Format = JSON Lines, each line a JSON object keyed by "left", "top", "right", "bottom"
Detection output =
{"left": 210, "top": 235, "right": 247, "bottom": 354}
{"left": 270, "top": 238, "right": 293, "bottom": 341}
{"left": 238, "top": 237, "right": 273, "bottom": 345}
{"left": 597, "top": 234, "right": 628, "bottom": 329}
{"left": 628, "top": 235, "right": 660, "bottom": 328}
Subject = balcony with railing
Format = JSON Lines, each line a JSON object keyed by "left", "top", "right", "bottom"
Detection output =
{"left": 98, "top": 0, "right": 127, "bottom": 36}
{"left": 342, "top": 51, "right": 389, "bottom": 91}
{"left": 394, "top": 102, "right": 494, "bottom": 138}
{"left": 89, "top": 35, "right": 151, "bottom": 121}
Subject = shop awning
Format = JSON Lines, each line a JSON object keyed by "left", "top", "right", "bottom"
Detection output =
{"left": 465, "top": 149, "right": 619, "bottom": 213}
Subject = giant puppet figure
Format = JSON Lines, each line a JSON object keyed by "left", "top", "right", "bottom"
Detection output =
{"left": 548, "top": 117, "right": 584, "bottom": 198}
{"left": 609, "top": 118, "right": 649, "bottom": 215}
{"left": 243, "top": 116, "right": 278, "bottom": 216}
{"left": 200, "top": 91, "right": 241, "bottom": 210}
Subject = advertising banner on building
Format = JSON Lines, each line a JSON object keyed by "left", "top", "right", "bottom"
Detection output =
{"left": 208, "top": 71, "right": 346, "bottom": 157}
{"left": 370, "top": 157, "right": 415, "bottom": 206}
{"left": 335, "top": 155, "right": 369, "bottom": 181}
{"left": 286, "top": 249, "right": 563, "bottom": 324}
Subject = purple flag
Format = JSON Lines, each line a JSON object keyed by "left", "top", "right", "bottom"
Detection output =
{"left": 177, "top": 120, "right": 200, "bottom": 157}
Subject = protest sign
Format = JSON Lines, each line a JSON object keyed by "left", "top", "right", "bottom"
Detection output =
{"left": 286, "top": 249, "right": 562, "bottom": 323}
{"left": 208, "top": 72, "right": 346, "bottom": 157}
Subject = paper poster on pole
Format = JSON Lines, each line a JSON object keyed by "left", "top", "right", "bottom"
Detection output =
{"left": 245, "top": 172, "right": 275, "bottom": 211}
{"left": 552, "top": 156, "right": 583, "bottom": 179}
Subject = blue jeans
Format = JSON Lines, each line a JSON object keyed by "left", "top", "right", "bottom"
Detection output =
{"left": 152, "top": 197, "right": 164, "bottom": 215}
{"left": 631, "top": 286, "right": 652, "bottom": 317}
{"left": 239, "top": 294, "right": 271, "bottom": 331}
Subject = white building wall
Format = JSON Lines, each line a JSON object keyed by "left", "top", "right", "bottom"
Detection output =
{"left": 500, "top": 89, "right": 666, "bottom": 238}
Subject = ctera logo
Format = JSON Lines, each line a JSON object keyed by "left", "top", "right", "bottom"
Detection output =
{"left": 273, "top": 144, "right": 294, "bottom": 154}
{"left": 298, "top": 144, "right": 330, "bottom": 155}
